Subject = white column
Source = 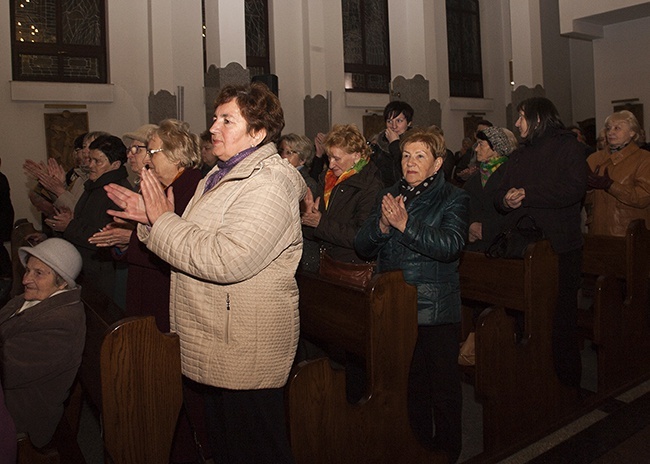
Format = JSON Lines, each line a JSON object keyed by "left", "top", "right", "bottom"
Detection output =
{"left": 509, "top": 0, "right": 543, "bottom": 89}
{"left": 148, "top": 0, "right": 175, "bottom": 92}
{"left": 388, "top": 0, "right": 427, "bottom": 80}
{"left": 204, "top": 0, "right": 246, "bottom": 67}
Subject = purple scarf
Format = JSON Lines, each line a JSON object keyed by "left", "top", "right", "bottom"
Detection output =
{"left": 203, "top": 146, "right": 259, "bottom": 193}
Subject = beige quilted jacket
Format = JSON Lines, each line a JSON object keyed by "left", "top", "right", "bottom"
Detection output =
{"left": 139, "top": 143, "right": 306, "bottom": 389}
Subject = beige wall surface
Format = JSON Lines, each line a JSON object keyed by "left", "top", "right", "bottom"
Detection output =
{"left": 1, "top": 0, "right": 646, "bottom": 225}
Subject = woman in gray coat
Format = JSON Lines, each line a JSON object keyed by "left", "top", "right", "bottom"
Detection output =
{"left": 0, "top": 238, "right": 84, "bottom": 448}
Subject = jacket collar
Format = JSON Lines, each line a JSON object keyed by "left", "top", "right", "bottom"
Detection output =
{"left": 205, "top": 143, "right": 278, "bottom": 190}
{"left": 0, "top": 287, "right": 82, "bottom": 325}
{"left": 608, "top": 141, "right": 641, "bottom": 165}
{"left": 85, "top": 165, "right": 129, "bottom": 190}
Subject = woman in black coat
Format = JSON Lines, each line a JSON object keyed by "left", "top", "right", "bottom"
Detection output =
{"left": 495, "top": 97, "right": 588, "bottom": 388}
{"left": 301, "top": 124, "right": 383, "bottom": 266}
{"left": 463, "top": 126, "right": 518, "bottom": 251}
{"left": 48, "top": 135, "right": 132, "bottom": 301}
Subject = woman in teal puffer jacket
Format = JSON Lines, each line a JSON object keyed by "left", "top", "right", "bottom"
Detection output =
{"left": 355, "top": 128, "right": 469, "bottom": 463}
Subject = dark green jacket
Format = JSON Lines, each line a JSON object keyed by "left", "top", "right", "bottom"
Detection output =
{"left": 355, "top": 173, "right": 469, "bottom": 325}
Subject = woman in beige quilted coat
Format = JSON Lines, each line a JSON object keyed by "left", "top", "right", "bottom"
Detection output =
{"left": 106, "top": 82, "right": 306, "bottom": 463}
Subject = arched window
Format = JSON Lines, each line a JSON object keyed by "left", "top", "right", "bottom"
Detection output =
{"left": 10, "top": 0, "right": 107, "bottom": 83}
{"left": 342, "top": 0, "right": 390, "bottom": 94}
{"left": 245, "top": 0, "right": 270, "bottom": 77}
{"left": 446, "top": 0, "right": 483, "bottom": 98}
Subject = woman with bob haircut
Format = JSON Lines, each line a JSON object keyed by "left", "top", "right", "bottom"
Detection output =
{"left": 104, "top": 82, "right": 305, "bottom": 463}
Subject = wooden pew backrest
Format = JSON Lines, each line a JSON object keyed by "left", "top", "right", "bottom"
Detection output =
{"left": 100, "top": 316, "right": 182, "bottom": 464}
{"left": 289, "top": 270, "right": 447, "bottom": 464}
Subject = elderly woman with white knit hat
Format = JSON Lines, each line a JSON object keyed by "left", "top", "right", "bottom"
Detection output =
{"left": 0, "top": 238, "right": 85, "bottom": 448}
{"left": 463, "top": 126, "right": 519, "bottom": 251}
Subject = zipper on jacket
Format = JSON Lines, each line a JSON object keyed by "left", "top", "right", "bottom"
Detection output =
{"left": 224, "top": 292, "right": 231, "bottom": 344}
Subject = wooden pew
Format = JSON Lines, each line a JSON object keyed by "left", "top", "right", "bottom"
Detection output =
{"left": 10, "top": 223, "right": 183, "bottom": 462}
{"left": 78, "top": 286, "right": 183, "bottom": 464}
{"left": 458, "top": 240, "right": 579, "bottom": 457}
{"left": 580, "top": 219, "right": 650, "bottom": 396}
{"left": 101, "top": 316, "right": 183, "bottom": 464}
{"left": 287, "top": 270, "right": 448, "bottom": 464}
{"left": 18, "top": 287, "right": 182, "bottom": 463}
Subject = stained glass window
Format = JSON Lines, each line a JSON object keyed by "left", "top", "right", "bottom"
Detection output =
{"left": 245, "top": 0, "right": 270, "bottom": 77}
{"left": 342, "top": 0, "right": 390, "bottom": 93}
{"left": 446, "top": 0, "right": 483, "bottom": 98}
{"left": 11, "top": 0, "right": 107, "bottom": 83}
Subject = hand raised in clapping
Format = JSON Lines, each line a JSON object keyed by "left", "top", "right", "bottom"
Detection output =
{"left": 300, "top": 188, "right": 322, "bottom": 228}
{"left": 381, "top": 193, "right": 408, "bottom": 233}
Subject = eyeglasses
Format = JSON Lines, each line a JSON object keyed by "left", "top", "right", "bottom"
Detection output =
{"left": 280, "top": 148, "right": 300, "bottom": 157}
{"left": 146, "top": 148, "right": 165, "bottom": 157}
{"left": 129, "top": 145, "right": 147, "bottom": 155}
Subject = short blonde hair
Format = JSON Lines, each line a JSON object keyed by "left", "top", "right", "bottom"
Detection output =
{"left": 400, "top": 128, "right": 446, "bottom": 158}
{"left": 323, "top": 124, "right": 371, "bottom": 157}
{"left": 151, "top": 119, "right": 201, "bottom": 169}
{"left": 605, "top": 110, "right": 641, "bottom": 142}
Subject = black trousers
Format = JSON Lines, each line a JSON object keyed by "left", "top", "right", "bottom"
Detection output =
{"left": 204, "top": 386, "right": 294, "bottom": 464}
{"left": 408, "top": 323, "right": 462, "bottom": 463}
{"left": 552, "top": 248, "right": 583, "bottom": 387}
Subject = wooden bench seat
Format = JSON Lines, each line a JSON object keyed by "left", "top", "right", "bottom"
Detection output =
{"left": 458, "top": 240, "right": 579, "bottom": 457}
{"left": 580, "top": 219, "right": 650, "bottom": 396}
{"left": 287, "top": 270, "right": 448, "bottom": 464}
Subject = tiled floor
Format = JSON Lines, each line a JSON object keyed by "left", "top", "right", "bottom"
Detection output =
{"left": 77, "top": 377, "right": 650, "bottom": 463}
{"left": 496, "top": 379, "right": 650, "bottom": 464}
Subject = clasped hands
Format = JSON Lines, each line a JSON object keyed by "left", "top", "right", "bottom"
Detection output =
{"left": 300, "top": 189, "right": 321, "bottom": 228}
{"left": 380, "top": 193, "right": 407, "bottom": 234}
{"left": 105, "top": 167, "right": 174, "bottom": 226}
{"left": 503, "top": 188, "right": 526, "bottom": 209}
{"left": 587, "top": 165, "right": 613, "bottom": 190}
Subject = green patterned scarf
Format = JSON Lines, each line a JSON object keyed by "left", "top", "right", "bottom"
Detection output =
{"left": 479, "top": 156, "right": 508, "bottom": 187}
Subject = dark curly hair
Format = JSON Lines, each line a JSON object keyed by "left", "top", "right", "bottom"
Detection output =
{"left": 214, "top": 82, "right": 285, "bottom": 145}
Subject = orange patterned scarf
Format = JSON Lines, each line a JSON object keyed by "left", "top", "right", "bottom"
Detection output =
{"left": 323, "top": 156, "right": 369, "bottom": 209}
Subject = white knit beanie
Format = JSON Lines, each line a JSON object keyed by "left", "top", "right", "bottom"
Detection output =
{"left": 19, "top": 238, "right": 82, "bottom": 289}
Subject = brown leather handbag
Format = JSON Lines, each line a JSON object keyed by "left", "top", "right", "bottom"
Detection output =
{"left": 318, "top": 250, "right": 376, "bottom": 289}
